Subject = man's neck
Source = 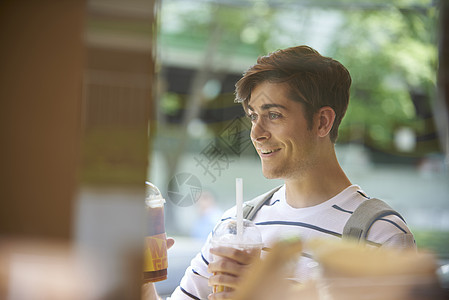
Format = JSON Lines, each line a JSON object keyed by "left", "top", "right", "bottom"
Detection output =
{"left": 284, "top": 154, "right": 351, "bottom": 209}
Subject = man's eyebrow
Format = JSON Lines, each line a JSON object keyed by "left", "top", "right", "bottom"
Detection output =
{"left": 247, "top": 103, "right": 287, "bottom": 111}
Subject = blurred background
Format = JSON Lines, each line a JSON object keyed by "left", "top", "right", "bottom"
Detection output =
{"left": 149, "top": 0, "right": 449, "bottom": 295}
{"left": 0, "top": 0, "right": 448, "bottom": 299}
{"left": 151, "top": 0, "right": 448, "bottom": 248}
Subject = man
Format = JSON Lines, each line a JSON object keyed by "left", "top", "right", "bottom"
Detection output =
{"left": 145, "top": 45, "right": 415, "bottom": 300}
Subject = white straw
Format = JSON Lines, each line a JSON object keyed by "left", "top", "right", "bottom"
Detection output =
{"left": 236, "top": 178, "right": 243, "bottom": 242}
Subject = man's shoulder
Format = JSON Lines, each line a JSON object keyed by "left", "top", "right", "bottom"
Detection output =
{"left": 343, "top": 197, "right": 406, "bottom": 240}
{"left": 242, "top": 185, "right": 284, "bottom": 220}
{"left": 343, "top": 197, "right": 415, "bottom": 249}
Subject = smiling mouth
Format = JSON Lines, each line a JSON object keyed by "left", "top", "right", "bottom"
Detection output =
{"left": 259, "top": 148, "right": 281, "bottom": 155}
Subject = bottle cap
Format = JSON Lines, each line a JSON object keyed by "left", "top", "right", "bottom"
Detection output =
{"left": 145, "top": 181, "right": 166, "bottom": 207}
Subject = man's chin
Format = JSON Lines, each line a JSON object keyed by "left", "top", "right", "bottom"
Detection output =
{"left": 261, "top": 168, "right": 281, "bottom": 179}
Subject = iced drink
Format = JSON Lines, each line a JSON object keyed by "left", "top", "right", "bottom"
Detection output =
{"left": 211, "top": 218, "right": 263, "bottom": 293}
{"left": 143, "top": 182, "right": 168, "bottom": 283}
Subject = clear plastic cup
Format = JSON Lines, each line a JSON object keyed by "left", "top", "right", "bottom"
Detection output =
{"left": 143, "top": 181, "right": 168, "bottom": 283}
{"left": 211, "top": 218, "right": 263, "bottom": 293}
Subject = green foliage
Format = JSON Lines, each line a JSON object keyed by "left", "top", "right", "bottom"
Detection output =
{"left": 413, "top": 229, "right": 449, "bottom": 258}
{"left": 158, "top": 0, "right": 441, "bottom": 156}
{"left": 160, "top": 92, "right": 182, "bottom": 116}
{"left": 332, "top": 4, "right": 439, "bottom": 153}
{"left": 159, "top": 0, "right": 273, "bottom": 56}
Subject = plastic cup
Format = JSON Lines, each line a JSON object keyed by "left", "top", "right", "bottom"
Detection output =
{"left": 143, "top": 182, "right": 168, "bottom": 283}
{"left": 211, "top": 218, "right": 263, "bottom": 293}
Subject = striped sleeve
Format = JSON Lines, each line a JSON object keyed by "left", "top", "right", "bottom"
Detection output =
{"left": 331, "top": 202, "right": 416, "bottom": 249}
{"left": 169, "top": 251, "right": 213, "bottom": 300}
{"left": 368, "top": 214, "right": 416, "bottom": 249}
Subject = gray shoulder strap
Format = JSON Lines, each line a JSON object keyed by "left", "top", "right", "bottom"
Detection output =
{"left": 343, "top": 198, "right": 405, "bottom": 241}
{"left": 242, "top": 186, "right": 283, "bottom": 220}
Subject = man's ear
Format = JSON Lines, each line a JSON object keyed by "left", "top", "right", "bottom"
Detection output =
{"left": 316, "top": 106, "right": 336, "bottom": 138}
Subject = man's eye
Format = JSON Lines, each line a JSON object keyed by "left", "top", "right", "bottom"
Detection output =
{"left": 247, "top": 113, "right": 257, "bottom": 121}
{"left": 268, "top": 112, "right": 281, "bottom": 120}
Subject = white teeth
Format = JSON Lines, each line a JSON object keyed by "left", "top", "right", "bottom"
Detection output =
{"left": 260, "top": 149, "right": 279, "bottom": 154}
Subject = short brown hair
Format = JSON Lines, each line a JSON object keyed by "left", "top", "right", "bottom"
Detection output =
{"left": 235, "top": 45, "right": 351, "bottom": 143}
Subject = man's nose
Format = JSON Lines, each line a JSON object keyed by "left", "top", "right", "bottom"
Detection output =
{"left": 250, "top": 119, "right": 270, "bottom": 142}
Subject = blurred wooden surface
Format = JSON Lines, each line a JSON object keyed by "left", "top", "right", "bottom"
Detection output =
{"left": 233, "top": 238, "right": 443, "bottom": 300}
{"left": 0, "top": 0, "right": 86, "bottom": 239}
{"left": 0, "top": 1, "right": 157, "bottom": 299}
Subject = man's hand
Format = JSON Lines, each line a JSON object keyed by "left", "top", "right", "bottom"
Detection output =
{"left": 142, "top": 282, "right": 161, "bottom": 300}
{"left": 207, "top": 246, "right": 261, "bottom": 300}
{"left": 166, "top": 237, "right": 175, "bottom": 249}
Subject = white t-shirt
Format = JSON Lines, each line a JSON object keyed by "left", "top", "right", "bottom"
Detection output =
{"left": 168, "top": 184, "right": 416, "bottom": 300}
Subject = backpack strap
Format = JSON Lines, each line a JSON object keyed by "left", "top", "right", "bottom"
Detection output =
{"left": 242, "top": 185, "right": 283, "bottom": 220}
{"left": 343, "top": 198, "right": 406, "bottom": 241}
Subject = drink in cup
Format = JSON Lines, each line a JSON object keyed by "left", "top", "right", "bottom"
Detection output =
{"left": 143, "top": 181, "right": 168, "bottom": 283}
{"left": 211, "top": 218, "right": 263, "bottom": 293}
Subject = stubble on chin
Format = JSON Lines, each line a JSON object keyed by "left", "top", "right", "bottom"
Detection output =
{"left": 261, "top": 163, "right": 283, "bottom": 179}
{"left": 261, "top": 159, "right": 308, "bottom": 181}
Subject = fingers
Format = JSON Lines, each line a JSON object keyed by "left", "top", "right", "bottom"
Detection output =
{"left": 207, "top": 246, "right": 261, "bottom": 299}
{"left": 208, "top": 257, "right": 248, "bottom": 276}
{"left": 166, "top": 237, "right": 175, "bottom": 250}
{"left": 208, "top": 273, "right": 239, "bottom": 290}
{"left": 141, "top": 283, "right": 160, "bottom": 300}
{"left": 208, "top": 290, "right": 234, "bottom": 300}
{"left": 209, "top": 246, "right": 260, "bottom": 265}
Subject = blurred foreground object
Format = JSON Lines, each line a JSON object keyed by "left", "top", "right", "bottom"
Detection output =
{"left": 233, "top": 237, "right": 309, "bottom": 300}
{"left": 309, "top": 238, "right": 442, "bottom": 300}
{"left": 0, "top": 238, "right": 96, "bottom": 300}
{"left": 233, "top": 237, "right": 446, "bottom": 300}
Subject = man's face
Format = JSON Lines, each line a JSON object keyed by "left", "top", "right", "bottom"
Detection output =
{"left": 247, "top": 81, "right": 319, "bottom": 180}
